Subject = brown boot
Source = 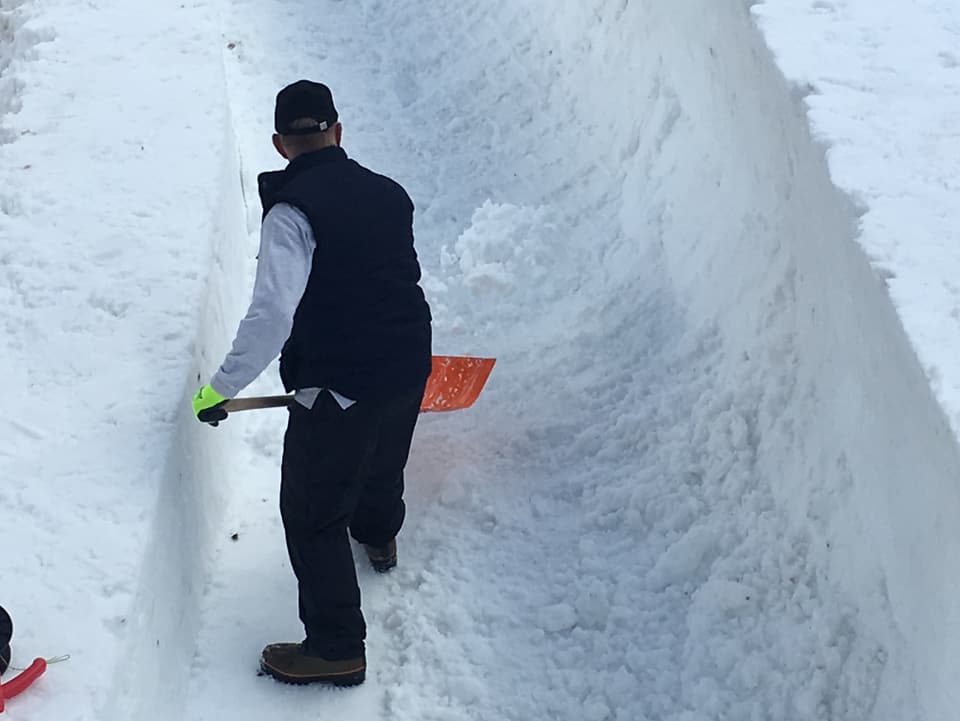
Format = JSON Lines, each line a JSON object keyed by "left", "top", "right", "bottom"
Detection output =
{"left": 259, "top": 642, "right": 365, "bottom": 686}
{"left": 363, "top": 538, "right": 397, "bottom": 572}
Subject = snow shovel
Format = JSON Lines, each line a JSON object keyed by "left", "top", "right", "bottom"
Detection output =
{"left": 222, "top": 355, "right": 495, "bottom": 415}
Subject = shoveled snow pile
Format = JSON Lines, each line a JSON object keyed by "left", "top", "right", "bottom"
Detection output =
{"left": 2, "top": 1, "right": 959, "bottom": 720}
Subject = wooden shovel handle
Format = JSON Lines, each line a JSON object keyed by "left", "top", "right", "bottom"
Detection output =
{"left": 222, "top": 396, "right": 293, "bottom": 413}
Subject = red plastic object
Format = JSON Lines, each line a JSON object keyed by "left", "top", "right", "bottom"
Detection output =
{"left": 0, "top": 658, "right": 47, "bottom": 712}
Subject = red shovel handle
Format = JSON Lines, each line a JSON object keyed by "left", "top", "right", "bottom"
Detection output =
{"left": 1, "top": 657, "right": 47, "bottom": 710}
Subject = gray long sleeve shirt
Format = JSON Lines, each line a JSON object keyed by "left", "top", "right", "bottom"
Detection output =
{"left": 209, "top": 203, "right": 355, "bottom": 409}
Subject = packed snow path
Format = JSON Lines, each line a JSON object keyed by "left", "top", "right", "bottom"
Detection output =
{"left": 5, "top": 0, "right": 960, "bottom": 720}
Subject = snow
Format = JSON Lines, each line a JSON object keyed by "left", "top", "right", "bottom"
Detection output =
{"left": 3, "top": 0, "right": 960, "bottom": 719}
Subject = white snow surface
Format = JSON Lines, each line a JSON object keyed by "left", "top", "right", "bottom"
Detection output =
{"left": 2, "top": 1, "right": 960, "bottom": 720}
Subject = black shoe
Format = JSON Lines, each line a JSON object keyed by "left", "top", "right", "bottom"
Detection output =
{"left": 363, "top": 538, "right": 397, "bottom": 573}
{"left": 0, "top": 605, "right": 12, "bottom": 676}
{"left": 363, "top": 539, "right": 397, "bottom": 572}
{"left": 259, "top": 642, "right": 365, "bottom": 686}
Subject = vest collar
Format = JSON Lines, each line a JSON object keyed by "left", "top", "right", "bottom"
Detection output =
{"left": 258, "top": 146, "right": 348, "bottom": 217}
{"left": 285, "top": 145, "right": 348, "bottom": 177}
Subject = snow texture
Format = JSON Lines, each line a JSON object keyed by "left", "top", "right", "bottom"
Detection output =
{"left": 2, "top": 0, "right": 959, "bottom": 720}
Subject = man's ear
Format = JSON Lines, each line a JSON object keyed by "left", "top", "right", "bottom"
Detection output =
{"left": 272, "top": 133, "right": 289, "bottom": 159}
{"left": 334, "top": 122, "right": 343, "bottom": 147}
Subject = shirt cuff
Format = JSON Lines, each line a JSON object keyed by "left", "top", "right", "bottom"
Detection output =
{"left": 209, "top": 373, "right": 239, "bottom": 400}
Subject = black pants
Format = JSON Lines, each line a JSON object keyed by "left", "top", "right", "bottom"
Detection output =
{"left": 279, "top": 384, "right": 424, "bottom": 660}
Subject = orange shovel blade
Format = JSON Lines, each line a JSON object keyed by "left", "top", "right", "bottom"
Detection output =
{"left": 421, "top": 355, "right": 496, "bottom": 412}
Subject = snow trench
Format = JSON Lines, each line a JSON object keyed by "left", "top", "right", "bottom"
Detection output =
{"left": 349, "top": 1, "right": 960, "bottom": 717}
{"left": 29, "top": 0, "right": 960, "bottom": 719}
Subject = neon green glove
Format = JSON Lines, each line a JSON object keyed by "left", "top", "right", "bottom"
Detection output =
{"left": 192, "top": 384, "right": 229, "bottom": 426}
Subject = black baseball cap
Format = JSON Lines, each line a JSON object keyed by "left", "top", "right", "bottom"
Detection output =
{"left": 274, "top": 80, "right": 339, "bottom": 135}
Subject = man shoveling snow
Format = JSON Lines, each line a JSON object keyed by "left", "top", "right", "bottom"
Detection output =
{"left": 191, "top": 80, "right": 433, "bottom": 687}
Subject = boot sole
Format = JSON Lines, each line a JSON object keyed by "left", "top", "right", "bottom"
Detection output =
{"left": 258, "top": 659, "right": 366, "bottom": 687}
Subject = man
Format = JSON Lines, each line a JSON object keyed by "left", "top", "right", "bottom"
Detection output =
{"left": 191, "top": 80, "right": 432, "bottom": 687}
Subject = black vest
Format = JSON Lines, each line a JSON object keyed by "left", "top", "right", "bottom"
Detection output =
{"left": 258, "top": 147, "right": 432, "bottom": 400}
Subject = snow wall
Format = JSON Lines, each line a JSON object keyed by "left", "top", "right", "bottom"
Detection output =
{"left": 629, "top": 5, "right": 960, "bottom": 718}
{"left": 101, "top": 127, "right": 248, "bottom": 719}
{"left": 630, "top": 2, "right": 960, "bottom": 718}
{"left": 0, "top": 2, "right": 245, "bottom": 719}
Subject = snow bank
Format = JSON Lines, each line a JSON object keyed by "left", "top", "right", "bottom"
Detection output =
{"left": 747, "top": 5, "right": 960, "bottom": 716}
{"left": 565, "top": 1, "right": 960, "bottom": 716}
{"left": 0, "top": 1, "right": 240, "bottom": 718}
{"left": 619, "top": 2, "right": 957, "bottom": 715}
